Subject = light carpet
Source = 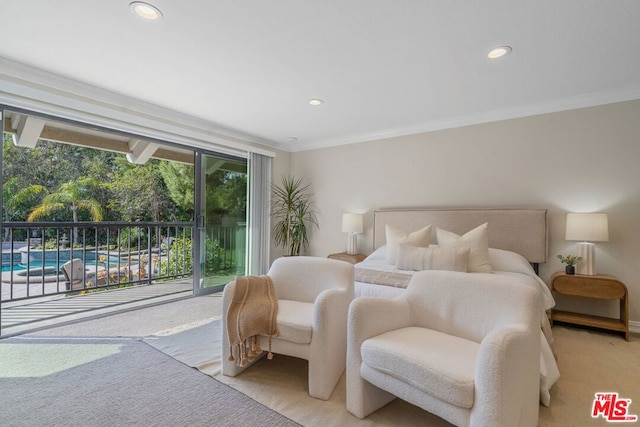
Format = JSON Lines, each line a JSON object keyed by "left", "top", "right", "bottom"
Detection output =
{"left": 144, "top": 317, "right": 640, "bottom": 426}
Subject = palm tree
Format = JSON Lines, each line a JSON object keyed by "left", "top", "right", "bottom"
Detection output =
{"left": 2, "top": 178, "right": 47, "bottom": 240}
{"left": 27, "top": 177, "right": 104, "bottom": 244}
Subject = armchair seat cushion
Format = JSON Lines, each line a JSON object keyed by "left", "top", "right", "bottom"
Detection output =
{"left": 360, "top": 326, "right": 479, "bottom": 408}
{"left": 275, "top": 300, "right": 314, "bottom": 344}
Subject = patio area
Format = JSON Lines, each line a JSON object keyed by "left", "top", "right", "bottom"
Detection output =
{"left": 0, "top": 278, "right": 193, "bottom": 337}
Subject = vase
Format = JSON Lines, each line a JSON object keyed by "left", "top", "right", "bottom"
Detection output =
{"left": 565, "top": 265, "right": 575, "bottom": 275}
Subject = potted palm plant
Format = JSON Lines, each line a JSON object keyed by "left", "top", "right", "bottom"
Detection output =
{"left": 272, "top": 175, "right": 318, "bottom": 256}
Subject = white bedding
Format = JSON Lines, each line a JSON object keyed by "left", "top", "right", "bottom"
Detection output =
{"left": 353, "top": 246, "right": 560, "bottom": 406}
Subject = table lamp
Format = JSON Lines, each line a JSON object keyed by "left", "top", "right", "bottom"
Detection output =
{"left": 342, "top": 213, "right": 363, "bottom": 255}
{"left": 565, "top": 212, "right": 609, "bottom": 275}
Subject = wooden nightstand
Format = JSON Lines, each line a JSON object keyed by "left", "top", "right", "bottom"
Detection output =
{"left": 327, "top": 252, "right": 366, "bottom": 265}
{"left": 550, "top": 272, "right": 629, "bottom": 341}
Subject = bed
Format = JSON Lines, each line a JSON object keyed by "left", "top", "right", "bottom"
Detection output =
{"left": 353, "top": 208, "right": 560, "bottom": 406}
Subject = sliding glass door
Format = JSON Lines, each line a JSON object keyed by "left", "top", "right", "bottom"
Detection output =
{"left": 193, "top": 152, "right": 248, "bottom": 295}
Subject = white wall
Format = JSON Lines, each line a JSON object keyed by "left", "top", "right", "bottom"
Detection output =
{"left": 287, "top": 100, "right": 640, "bottom": 325}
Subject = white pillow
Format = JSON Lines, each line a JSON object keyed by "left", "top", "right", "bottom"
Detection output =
{"left": 396, "top": 243, "right": 470, "bottom": 272}
{"left": 488, "top": 248, "right": 535, "bottom": 275}
{"left": 365, "top": 245, "right": 388, "bottom": 261}
{"left": 436, "top": 223, "right": 492, "bottom": 273}
{"left": 385, "top": 224, "right": 432, "bottom": 264}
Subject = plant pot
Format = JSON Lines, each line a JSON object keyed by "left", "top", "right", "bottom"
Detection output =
{"left": 565, "top": 265, "right": 575, "bottom": 275}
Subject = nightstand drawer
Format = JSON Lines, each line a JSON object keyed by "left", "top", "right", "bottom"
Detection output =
{"left": 552, "top": 275, "right": 626, "bottom": 299}
{"left": 550, "top": 272, "right": 629, "bottom": 341}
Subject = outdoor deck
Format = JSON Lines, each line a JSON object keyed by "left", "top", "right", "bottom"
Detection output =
{"left": 0, "top": 278, "right": 193, "bottom": 337}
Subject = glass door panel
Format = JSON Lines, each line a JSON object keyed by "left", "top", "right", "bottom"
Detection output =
{"left": 194, "top": 153, "right": 247, "bottom": 295}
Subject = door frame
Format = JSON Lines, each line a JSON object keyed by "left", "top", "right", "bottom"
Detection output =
{"left": 192, "top": 151, "right": 248, "bottom": 296}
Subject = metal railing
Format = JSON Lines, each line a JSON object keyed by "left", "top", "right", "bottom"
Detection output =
{"left": 1, "top": 221, "right": 193, "bottom": 302}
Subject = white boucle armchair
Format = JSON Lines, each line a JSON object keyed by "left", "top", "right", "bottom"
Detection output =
{"left": 347, "top": 270, "right": 541, "bottom": 427}
{"left": 222, "top": 256, "right": 354, "bottom": 400}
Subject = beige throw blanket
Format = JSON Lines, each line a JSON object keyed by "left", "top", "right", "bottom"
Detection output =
{"left": 226, "top": 275, "right": 279, "bottom": 367}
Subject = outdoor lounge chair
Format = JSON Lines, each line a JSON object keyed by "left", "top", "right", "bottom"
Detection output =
{"left": 60, "top": 259, "right": 106, "bottom": 290}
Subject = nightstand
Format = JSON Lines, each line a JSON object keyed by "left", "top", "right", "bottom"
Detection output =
{"left": 327, "top": 252, "right": 366, "bottom": 265}
{"left": 550, "top": 272, "right": 629, "bottom": 341}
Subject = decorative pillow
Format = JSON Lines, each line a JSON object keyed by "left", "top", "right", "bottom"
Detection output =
{"left": 366, "top": 245, "right": 388, "bottom": 261}
{"left": 385, "top": 224, "right": 432, "bottom": 264}
{"left": 436, "top": 223, "right": 492, "bottom": 273}
{"left": 488, "top": 248, "right": 534, "bottom": 275}
{"left": 396, "top": 243, "right": 470, "bottom": 272}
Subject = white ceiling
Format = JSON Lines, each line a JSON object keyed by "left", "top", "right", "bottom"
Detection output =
{"left": 1, "top": 1, "right": 640, "bottom": 152}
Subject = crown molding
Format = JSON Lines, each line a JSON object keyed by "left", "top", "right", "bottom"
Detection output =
{"left": 287, "top": 87, "right": 640, "bottom": 153}
{"left": 0, "top": 56, "right": 276, "bottom": 157}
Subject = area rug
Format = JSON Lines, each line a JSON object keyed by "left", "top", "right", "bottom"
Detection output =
{"left": 0, "top": 336, "right": 299, "bottom": 427}
{"left": 143, "top": 315, "right": 223, "bottom": 377}
{"left": 141, "top": 318, "right": 640, "bottom": 427}
{"left": 141, "top": 317, "right": 453, "bottom": 426}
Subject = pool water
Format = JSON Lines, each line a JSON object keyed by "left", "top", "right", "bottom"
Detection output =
{"left": 1, "top": 260, "right": 127, "bottom": 275}
{"left": 2, "top": 262, "right": 55, "bottom": 273}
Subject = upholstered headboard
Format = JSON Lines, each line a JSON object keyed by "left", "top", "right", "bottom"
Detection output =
{"left": 373, "top": 208, "right": 548, "bottom": 264}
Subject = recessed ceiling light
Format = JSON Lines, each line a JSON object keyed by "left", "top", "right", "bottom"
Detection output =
{"left": 487, "top": 46, "right": 512, "bottom": 59}
{"left": 286, "top": 137, "right": 298, "bottom": 142}
{"left": 130, "top": 2, "right": 163, "bottom": 21}
{"left": 308, "top": 99, "right": 324, "bottom": 106}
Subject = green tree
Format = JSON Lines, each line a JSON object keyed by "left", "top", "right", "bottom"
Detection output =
{"left": 210, "top": 172, "right": 247, "bottom": 218}
{"left": 2, "top": 178, "right": 47, "bottom": 220}
{"left": 27, "top": 177, "right": 104, "bottom": 244}
{"left": 2, "top": 134, "right": 198, "bottom": 226}
{"left": 107, "top": 158, "right": 174, "bottom": 222}
{"left": 159, "top": 162, "right": 194, "bottom": 215}
{"left": 3, "top": 136, "right": 89, "bottom": 189}
{"left": 2, "top": 178, "right": 47, "bottom": 239}
{"left": 3, "top": 136, "right": 114, "bottom": 223}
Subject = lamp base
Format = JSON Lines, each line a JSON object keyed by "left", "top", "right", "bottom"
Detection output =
{"left": 346, "top": 233, "right": 358, "bottom": 255}
{"left": 576, "top": 242, "right": 596, "bottom": 275}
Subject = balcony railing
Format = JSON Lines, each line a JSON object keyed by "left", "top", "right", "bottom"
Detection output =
{"left": 1, "top": 221, "right": 193, "bottom": 302}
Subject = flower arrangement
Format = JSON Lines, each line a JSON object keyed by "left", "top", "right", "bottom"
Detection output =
{"left": 557, "top": 254, "right": 583, "bottom": 266}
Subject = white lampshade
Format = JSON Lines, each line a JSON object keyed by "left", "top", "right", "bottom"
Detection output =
{"left": 341, "top": 213, "right": 363, "bottom": 234}
{"left": 565, "top": 212, "right": 609, "bottom": 276}
{"left": 565, "top": 213, "right": 609, "bottom": 242}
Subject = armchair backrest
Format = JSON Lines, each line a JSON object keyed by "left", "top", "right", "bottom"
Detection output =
{"left": 268, "top": 256, "right": 354, "bottom": 303}
{"left": 404, "top": 270, "right": 539, "bottom": 343}
{"left": 61, "top": 258, "right": 85, "bottom": 284}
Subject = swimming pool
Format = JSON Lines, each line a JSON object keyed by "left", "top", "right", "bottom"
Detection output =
{"left": 1, "top": 262, "right": 59, "bottom": 275}
{"left": 1, "top": 258, "right": 131, "bottom": 275}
